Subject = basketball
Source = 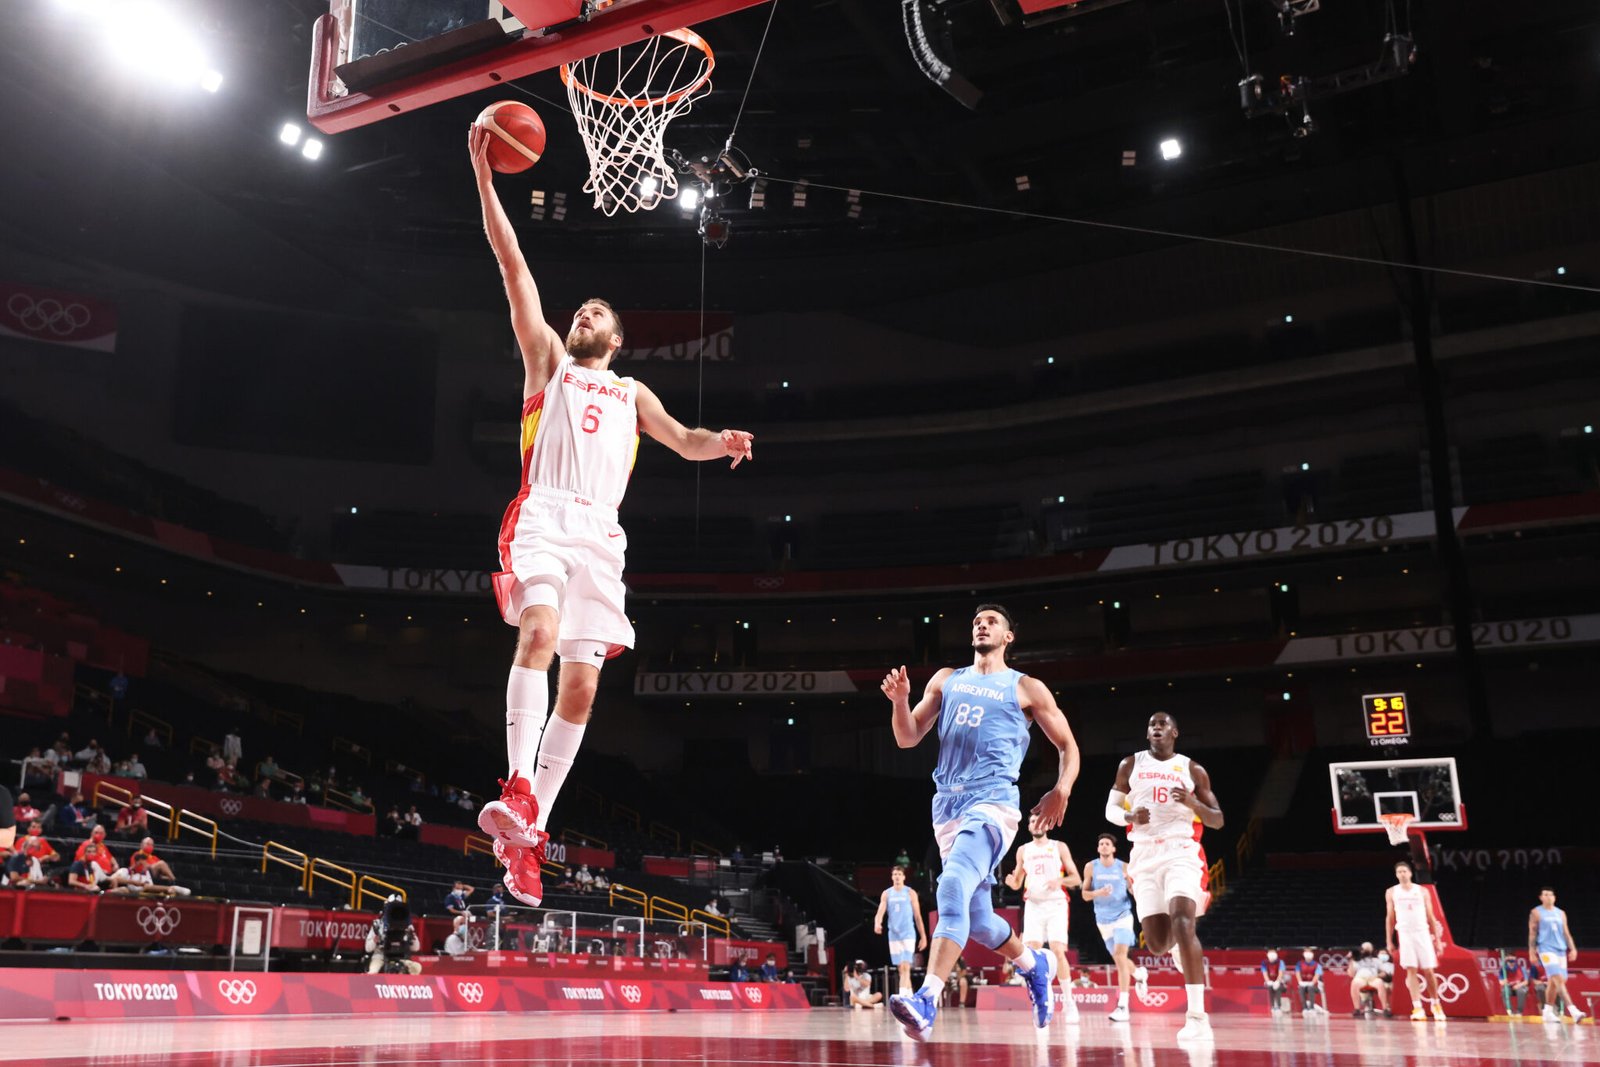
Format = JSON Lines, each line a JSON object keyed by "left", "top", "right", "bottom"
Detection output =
{"left": 474, "top": 100, "right": 546, "bottom": 174}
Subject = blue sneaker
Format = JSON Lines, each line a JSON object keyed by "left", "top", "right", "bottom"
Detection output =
{"left": 889, "top": 990, "right": 938, "bottom": 1040}
{"left": 1021, "top": 948, "right": 1056, "bottom": 1028}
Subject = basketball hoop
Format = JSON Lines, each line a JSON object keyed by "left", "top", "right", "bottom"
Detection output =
{"left": 1379, "top": 812, "right": 1414, "bottom": 846}
{"left": 560, "top": 28, "right": 715, "bottom": 215}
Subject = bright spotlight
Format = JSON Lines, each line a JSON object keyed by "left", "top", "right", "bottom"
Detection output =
{"left": 1300, "top": 462, "right": 1310, "bottom": 471}
{"left": 679, "top": 187, "right": 700, "bottom": 211}
{"left": 640, "top": 175, "right": 659, "bottom": 197}
{"left": 1159, "top": 138, "right": 1182, "bottom": 161}
{"left": 301, "top": 138, "right": 323, "bottom": 161}
{"left": 104, "top": 2, "right": 212, "bottom": 86}
{"left": 279, "top": 123, "right": 302, "bottom": 146}
{"left": 200, "top": 69, "right": 223, "bottom": 93}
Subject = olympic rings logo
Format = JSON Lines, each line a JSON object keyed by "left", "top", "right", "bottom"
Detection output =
{"left": 137, "top": 905, "right": 182, "bottom": 936}
{"left": 456, "top": 982, "right": 485, "bottom": 1004}
{"left": 219, "top": 799, "right": 244, "bottom": 816}
{"left": 745, "top": 986, "right": 764, "bottom": 1004}
{"left": 1435, "top": 973, "right": 1470, "bottom": 1004}
{"left": 753, "top": 577, "right": 785, "bottom": 590}
{"left": 1318, "top": 952, "right": 1350, "bottom": 972}
{"left": 217, "top": 979, "right": 258, "bottom": 1005}
{"left": 1136, "top": 990, "right": 1169, "bottom": 1007}
{"left": 6, "top": 294, "right": 92, "bottom": 335}
{"left": 620, "top": 984, "right": 643, "bottom": 1004}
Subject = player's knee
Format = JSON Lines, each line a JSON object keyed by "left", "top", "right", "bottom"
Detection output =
{"left": 516, "top": 617, "right": 557, "bottom": 659}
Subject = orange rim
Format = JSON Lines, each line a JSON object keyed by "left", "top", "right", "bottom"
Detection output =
{"left": 560, "top": 27, "right": 714, "bottom": 109}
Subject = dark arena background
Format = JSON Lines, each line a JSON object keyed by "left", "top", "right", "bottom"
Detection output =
{"left": 1, "top": 1, "right": 1598, "bottom": 1065}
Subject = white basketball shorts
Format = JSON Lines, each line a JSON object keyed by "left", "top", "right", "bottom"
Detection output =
{"left": 1022, "top": 898, "right": 1070, "bottom": 946}
{"left": 1127, "top": 837, "right": 1207, "bottom": 918}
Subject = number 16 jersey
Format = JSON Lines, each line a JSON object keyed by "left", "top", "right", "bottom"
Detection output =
{"left": 1127, "top": 750, "right": 1202, "bottom": 844}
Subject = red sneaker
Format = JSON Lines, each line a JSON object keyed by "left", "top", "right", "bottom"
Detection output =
{"left": 494, "top": 840, "right": 546, "bottom": 907}
{"left": 477, "top": 773, "right": 542, "bottom": 847}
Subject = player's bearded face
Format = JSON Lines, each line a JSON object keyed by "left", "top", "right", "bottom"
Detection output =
{"left": 567, "top": 306, "right": 619, "bottom": 361}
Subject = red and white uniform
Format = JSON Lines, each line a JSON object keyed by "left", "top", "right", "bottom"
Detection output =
{"left": 1391, "top": 884, "right": 1437, "bottom": 969}
{"left": 1125, "top": 750, "right": 1209, "bottom": 918}
{"left": 494, "top": 356, "right": 639, "bottom": 653}
{"left": 1020, "top": 840, "right": 1070, "bottom": 945}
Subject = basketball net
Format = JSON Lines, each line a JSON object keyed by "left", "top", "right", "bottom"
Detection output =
{"left": 1379, "top": 812, "right": 1414, "bottom": 846}
{"left": 561, "top": 28, "right": 714, "bottom": 216}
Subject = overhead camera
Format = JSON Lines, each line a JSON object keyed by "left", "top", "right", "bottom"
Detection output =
{"left": 698, "top": 206, "right": 731, "bottom": 249}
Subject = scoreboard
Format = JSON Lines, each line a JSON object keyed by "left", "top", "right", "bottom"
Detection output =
{"left": 1361, "top": 692, "right": 1411, "bottom": 746}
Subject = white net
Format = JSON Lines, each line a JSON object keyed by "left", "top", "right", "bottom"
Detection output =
{"left": 561, "top": 28, "right": 714, "bottom": 216}
{"left": 1379, "top": 812, "right": 1413, "bottom": 846}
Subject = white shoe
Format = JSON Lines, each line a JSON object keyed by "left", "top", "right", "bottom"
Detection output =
{"left": 1061, "top": 1000, "right": 1080, "bottom": 1024}
{"left": 1569, "top": 1004, "right": 1587, "bottom": 1022}
{"left": 1109, "top": 1004, "right": 1131, "bottom": 1022}
{"left": 1133, "top": 966, "right": 1149, "bottom": 997}
{"left": 1544, "top": 1006, "right": 1561, "bottom": 1023}
{"left": 1176, "top": 1013, "right": 1213, "bottom": 1041}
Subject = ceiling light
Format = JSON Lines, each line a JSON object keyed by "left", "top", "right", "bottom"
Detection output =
{"left": 279, "top": 123, "right": 302, "bottom": 146}
{"left": 1159, "top": 138, "right": 1182, "bottom": 161}
{"left": 200, "top": 69, "right": 223, "bottom": 93}
{"left": 1284, "top": 314, "right": 1294, "bottom": 323}
{"left": 301, "top": 138, "right": 323, "bottom": 161}
{"left": 680, "top": 187, "right": 700, "bottom": 211}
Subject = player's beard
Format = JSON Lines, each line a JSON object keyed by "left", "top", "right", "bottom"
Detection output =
{"left": 567, "top": 326, "right": 615, "bottom": 361}
{"left": 972, "top": 639, "right": 1000, "bottom": 655}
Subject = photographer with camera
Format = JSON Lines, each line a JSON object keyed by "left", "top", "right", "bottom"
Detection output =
{"left": 366, "top": 895, "right": 422, "bottom": 975}
{"left": 842, "top": 959, "right": 884, "bottom": 1009}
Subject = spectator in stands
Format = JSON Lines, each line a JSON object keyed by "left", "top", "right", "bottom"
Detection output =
{"left": 348, "top": 784, "right": 371, "bottom": 811}
{"left": 895, "top": 845, "right": 912, "bottom": 871}
{"left": 223, "top": 727, "right": 243, "bottom": 765}
{"left": 124, "top": 753, "right": 147, "bottom": 781}
{"left": 731, "top": 844, "right": 743, "bottom": 863}
{"left": 759, "top": 953, "right": 780, "bottom": 982}
{"left": 13, "top": 792, "right": 42, "bottom": 827}
{"left": 17, "top": 820, "right": 60, "bottom": 868}
{"left": 257, "top": 755, "right": 281, "bottom": 781}
{"left": 66, "top": 860, "right": 102, "bottom": 892}
{"left": 112, "top": 799, "right": 149, "bottom": 839}
{"left": 445, "top": 881, "right": 474, "bottom": 918}
{"left": 1295, "top": 948, "right": 1326, "bottom": 1014}
{"left": 73, "top": 826, "right": 116, "bottom": 888}
{"left": 403, "top": 806, "right": 422, "bottom": 839}
{"left": 181, "top": 770, "right": 198, "bottom": 787}
{"left": 287, "top": 780, "right": 307, "bottom": 804}
{"left": 574, "top": 865, "right": 595, "bottom": 893}
{"left": 73, "top": 739, "right": 101, "bottom": 767}
{"left": 86, "top": 749, "right": 111, "bottom": 776}
{"left": 141, "top": 724, "right": 163, "bottom": 750}
{"left": 1347, "top": 942, "right": 1391, "bottom": 1017}
{"left": 729, "top": 956, "right": 751, "bottom": 983}
{"left": 841, "top": 960, "right": 878, "bottom": 1006}
{"left": 255, "top": 778, "right": 274, "bottom": 800}
{"left": 1502, "top": 953, "right": 1534, "bottom": 1016}
{"left": 444, "top": 915, "right": 472, "bottom": 956}
{"left": 455, "top": 791, "right": 473, "bottom": 812}
{"left": 704, "top": 898, "right": 722, "bottom": 917}
{"left": 591, "top": 869, "right": 609, "bottom": 893}
{"left": 21, "top": 748, "right": 54, "bottom": 790}
{"left": 219, "top": 760, "right": 249, "bottom": 793}
{"left": 443, "top": 786, "right": 459, "bottom": 805}
{"left": 56, "top": 791, "right": 95, "bottom": 832}
{"left": 110, "top": 838, "right": 190, "bottom": 897}
{"left": 205, "top": 746, "right": 225, "bottom": 781}
{"left": 386, "top": 806, "right": 404, "bottom": 835}
{"left": 366, "top": 897, "right": 421, "bottom": 975}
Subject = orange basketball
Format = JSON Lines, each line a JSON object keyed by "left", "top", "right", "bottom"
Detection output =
{"left": 475, "top": 100, "right": 547, "bottom": 174}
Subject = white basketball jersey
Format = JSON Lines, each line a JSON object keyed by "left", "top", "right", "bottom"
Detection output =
{"left": 519, "top": 355, "right": 640, "bottom": 510}
{"left": 1021, "top": 840, "right": 1066, "bottom": 903}
{"left": 1127, "top": 750, "right": 1202, "bottom": 844}
{"left": 1392, "top": 884, "right": 1431, "bottom": 934}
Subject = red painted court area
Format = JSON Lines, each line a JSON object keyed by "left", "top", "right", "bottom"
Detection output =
{"left": 8, "top": 1011, "right": 1597, "bottom": 1067}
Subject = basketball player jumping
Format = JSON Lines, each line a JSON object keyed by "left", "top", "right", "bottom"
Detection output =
{"left": 874, "top": 864, "right": 928, "bottom": 995}
{"left": 1083, "top": 832, "right": 1138, "bottom": 1021}
{"left": 1108, "top": 712, "right": 1224, "bottom": 1041}
{"left": 1531, "top": 886, "right": 1585, "bottom": 1023}
{"left": 1385, "top": 859, "right": 1448, "bottom": 1021}
{"left": 1005, "top": 814, "right": 1083, "bottom": 1022}
{"left": 880, "top": 604, "right": 1080, "bottom": 1040}
{"left": 468, "top": 126, "right": 754, "bottom": 906}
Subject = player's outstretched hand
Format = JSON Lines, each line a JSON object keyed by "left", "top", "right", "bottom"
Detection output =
{"left": 720, "top": 428, "right": 754, "bottom": 468}
{"left": 881, "top": 666, "right": 910, "bottom": 704}
{"left": 1030, "top": 787, "right": 1068, "bottom": 832}
{"left": 468, "top": 124, "right": 493, "bottom": 183}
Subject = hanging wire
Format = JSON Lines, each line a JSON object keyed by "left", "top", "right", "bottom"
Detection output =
{"left": 693, "top": 234, "right": 707, "bottom": 556}
{"left": 723, "top": 0, "right": 782, "bottom": 152}
{"left": 755, "top": 175, "right": 1600, "bottom": 295}
{"left": 1221, "top": 0, "right": 1249, "bottom": 72}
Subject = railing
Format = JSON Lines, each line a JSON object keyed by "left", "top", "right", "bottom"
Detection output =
{"left": 127, "top": 708, "right": 173, "bottom": 749}
{"left": 648, "top": 896, "right": 688, "bottom": 924}
{"left": 356, "top": 874, "right": 408, "bottom": 910}
{"left": 561, "top": 828, "right": 608, "bottom": 850}
{"left": 323, "top": 786, "right": 371, "bottom": 814}
{"left": 190, "top": 736, "right": 218, "bottom": 758}
{"left": 309, "top": 858, "right": 358, "bottom": 907}
{"left": 648, "top": 820, "right": 681, "bottom": 851}
{"left": 489, "top": 903, "right": 723, "bottom": 961}
{"left": 541, "top": 858, "right": 567, "bottom": 878}
{"left": 609, "top": 884, "right": 648, "bottom": 914}
{"left": 690, "top": 907, "right": 730, "bottom": 935}
{"left": 1207, "top": 858, "right": 1227, "bottom": 902}
{"left": 176, "top": 809, "right": 219, "bottom": 857}
{"left": 264, "top": 705, "right": 304, "bottom": 736}
{"left": 1235, "top": 817, "right": 1262, "bottom": 869}
{"left": 91, "top": 779, "right": 134, "bottom": 811}
{"left": 689, "top": 839, "right": 722, "bottom": 859}
{"left": 464, "top": 833, "right": 496, "bottom": 859}
{"left": 262, "top": 840, "right": 309, "bottom": 882}
{"left": 386, "top": 761, "right": 426, "bottom": 790}
{"left": 331, "top": 736, "right": 372, "bottom": 766}
{"left": 613, "top": 803, "right": 642, "bottom": 830}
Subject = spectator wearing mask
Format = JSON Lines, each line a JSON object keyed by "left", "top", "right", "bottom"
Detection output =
{"left": 13, "top": 793, "right": 43, "bottom": 827}
{"left": 110, "top": 837, "right": 191, "bottom": 897}
{"left": 445, "top": 881, "right": 474, "bottom": 919}
{"left": 759, "top": 954, "right": 780, "bottom": 982}
{"left": 729, "top": 956, "right": 751, "bottom": 984}
{"left": 403, "top": 806, "right": 423, "bottom": 840}
{"left": 141, "top": 725, "right": 163, "bottom": 750}
{"left": 1261, "top": 948, "right": 1289, "bottom": 1014}
{"left": 56, "top": 792, "right": 95, "bottom": 832}
{"left": 124, "top": 753, "right": 148, "bottom": 781}
{"left": 444, "top": 915, "right": 472, "bottom": 956}
{"left": 72, "top": 826, "right": 117, "bottom": 889}
{"left": 1295, "top": 948, "right": 1326, "bottom": 1015}
{"left": 574, "top": 865, "right": 595, "bottom": 893}
{"left": 1346, "top": 941, "right": 1391, "bottom": 1017}
{"left": 113, "top": 799, "right": 150, "bottom": 839}
{"left": 1502, "top": 954, "right": 1534, "bottom": 1016}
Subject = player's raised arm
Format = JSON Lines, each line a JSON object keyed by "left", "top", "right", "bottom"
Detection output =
{"left": 634, "top": 382, "right": 754, "bottom": 467}
{"left": 469, "top": 124, "right": 564, "bottom": 396}
{"left": 882, "top": 666, "right": 947, "bottom": 748}
{"left": 1019, "top": 676, "right": 1079, "bottom": 831}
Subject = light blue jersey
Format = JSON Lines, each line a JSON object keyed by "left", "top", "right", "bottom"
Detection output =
{"left": 886, "top": 885, "right": 916, "bottom": 942}
{"left": 930, "top": 666, "right": 1028, "bottom": 814}
{"left": 1536, "top": 905, "right": 1569, "bottom": 955}
{"left": 1090, "top": 858, "right": 1132, "bottom": 924}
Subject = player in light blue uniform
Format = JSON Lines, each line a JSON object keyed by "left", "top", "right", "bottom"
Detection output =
{"left": 1084, "top": 831, "right": 1139, "bottom": 1020}
{"left": 880, "top": 604, "right": 1080, "bottom": 1039}
{"left": 1531, "top": 886, "right": 1584, "bottom": 1022}
{"left": 875, "top": 865, "right": 927, "bottom": 994}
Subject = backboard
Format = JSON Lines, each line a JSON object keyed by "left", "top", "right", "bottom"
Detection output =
{"left": 308, "top": 0, "right": 768, "bottom": 134}
{"left": 1328, "top": 757, "right": 1465, "bottom": 834}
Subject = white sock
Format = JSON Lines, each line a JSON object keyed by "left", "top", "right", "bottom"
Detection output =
{"left": 1185, "top": 983, "right": 1205, "bottom": 1016}
{"left": 1118, "top": 991, "right": 1130, "bottom": 1009}
{"left": 919, "top": 975, "right": 945, "bottom": 1000}
{"left": 530, "top": 716, "right": 585, "bottom": 831}
{"left": 1013, "top": 950, "right": 1036, "bottom": 973}
{"left": 505, "top": 666, "right": 549, "bottom": 779}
